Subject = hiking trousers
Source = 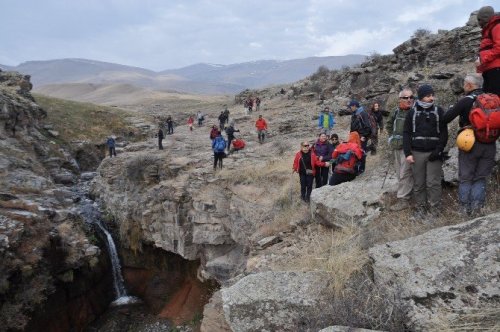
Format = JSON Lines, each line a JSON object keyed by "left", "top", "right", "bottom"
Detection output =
{"left": 315, "top": 166, "right": 329, "bottom": 188}
{"left": 329, "top": 172, "right": 356, "bottom": 186}
{"left": 393, "top": 149, "right": 413, "bottom": 199}
{"left": 299, "top": 173, "right": 314, "bottom": 201}
{"left": 257, "top": 130, "right": 265, "bottom": 143}
{"left": 158, "top": 138, "right": 163, "bottom": 150}
{"left": 458, "top": 142, "right": 496, "bottom": 212}
{"left": 482, "top": 67, "right": 500, "bottom": 95}
{"left": 214, "top": 152, "right": 225, "bottom": 169}
{"left": 411, "top": 151, "right": 442, "bottom": 208}
{"left": 108, "top": 147, "right": 116, "bottom": 157}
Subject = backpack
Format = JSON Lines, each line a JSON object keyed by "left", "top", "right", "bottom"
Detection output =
{"left": 334, "top": 150, "right": 362, "bottom": 175}
{"left": 412, "top": 105, "right": 440, "bottom": 134}
{"left": 232, "top": 138, "right": 245, "bottom": 150}
{"left": 214, "top": 137, "right": 226, "bottom": 152}
{"left": 468, "top": 93, "right": 500, "bottom": 143}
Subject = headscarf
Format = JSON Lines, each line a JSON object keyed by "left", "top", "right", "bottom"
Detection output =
{"left": 348, "top": 131, "right": 361, "bottom": 146}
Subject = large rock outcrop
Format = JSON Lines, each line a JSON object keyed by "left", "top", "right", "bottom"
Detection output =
{"left": 369, "top": 213, "right": 500, "bottom": 330}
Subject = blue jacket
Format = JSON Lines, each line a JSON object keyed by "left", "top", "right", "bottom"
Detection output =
{"left": 106, "top": 137, "right": 115, "bottom": 148}
{"left": 318, "top": 112, "right": 335, "bottom": 130}
{"left": 212, "top": 135, "right": 226, "bottom": 152}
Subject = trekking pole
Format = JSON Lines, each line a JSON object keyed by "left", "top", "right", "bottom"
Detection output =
{"left": 381, "top": 158, "right": 391, "bottom": 190}
{"left": 289, "top": 171, "right": 294, "bottom": 204}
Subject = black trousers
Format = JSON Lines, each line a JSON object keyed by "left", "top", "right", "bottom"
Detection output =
{"left": 482, "top": 67, "right": 500, "bottom": 95}
{"left": 329, "top": 172, "right": 356, "bottom": 186}
{"left": 167, "top": 124, "right": 173, "bottom": 134}
{"left": 108, "top": 147, "right": 116, "bottom": 157}
{"left": 158, "top": 138, "right": 163, "bottom": 150}
{"left": 315, "top": 166, "right": 329, "bottom": 188}
{"left": 299, "top": 173, "right": 314, "bottom": 201}
{"left": 214, "top": 152, "right": 225, "bottom": 169}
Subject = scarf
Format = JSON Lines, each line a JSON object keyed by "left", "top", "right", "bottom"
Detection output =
{"left": 417, "top": 100, "right": 434, "bottom": 109}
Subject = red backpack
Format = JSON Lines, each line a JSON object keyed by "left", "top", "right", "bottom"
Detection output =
{"left": 468, "top": 93, "right": 500, "bottom": 143}
{"left": 232, "top": 138, "right": 245, "bottom": 150}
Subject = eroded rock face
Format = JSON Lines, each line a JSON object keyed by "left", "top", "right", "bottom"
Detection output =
{"left": 221, "top": 271, "right": 331, "bottom": 332}
{"left": 369, "top": 213, "right": 500, "bottom": 330}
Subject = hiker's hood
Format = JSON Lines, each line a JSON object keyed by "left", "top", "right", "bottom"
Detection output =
{"left": 347, "top": 132, "right": 361, "bottom": 146}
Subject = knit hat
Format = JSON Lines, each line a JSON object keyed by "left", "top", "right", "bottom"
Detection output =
{"left": 348, "top": 100, "right": 360, "bottom": 107}
{"left": 417, "top": 84, "right": 434, "bottom": 99}
{"left": 477, "top": 6, "right": 494, "bottom": 28}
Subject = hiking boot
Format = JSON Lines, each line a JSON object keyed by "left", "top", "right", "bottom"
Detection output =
{"left": 390, "top": 199, "right": 410, "bottom": 212}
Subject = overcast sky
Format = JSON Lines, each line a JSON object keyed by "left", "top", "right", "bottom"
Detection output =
{"left": 0, "top": 0, "right": 488, "bottom": 71}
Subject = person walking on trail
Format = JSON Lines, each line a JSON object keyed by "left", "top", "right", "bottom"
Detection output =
{"left": 223, "top": 107, "right": 230, "bottom": 124}
{"left": 313, "top": 132, "right": 334, "bottom": 188}
{"left": 256, "top": 97, "right": 261, "bottom": 112}
{"left": 166, "top": 116, "right": 174, "bottom": 134}
{"left": 443, "top": 73, "right": 497, "bottom": 216}
{"left": 158, "top": 127, "right": 164, "bottom": 150}
{"left": 318, "top": 106, "right": 335, "bottom": 135}
{"left": 387, "top": 87, "right": 415, "bottom": 211}
{"left": 349, "top": 100, "right": 372, "bottom": 174}
{"left": 209, "top": 125, "right": 219, "bottom": 140}
{"left": 255, "top": 115, "right": 268, "bottom": 144}
{"left": 218, "top": 111, "right": 227, "bottom": 130}
{"left": 197, "top": 111, "right": 204, "bottom": 127}
{"left": 212, "top": 131, "right": 226, "bottom": 170}
{"left": 187, "top": 116, "right": 194, "bottom": 131}
{"left": 403, "top": 84, "right": 448, "bottom": 217}
{"left": 293, "top": 141, "right": 326, "bottom": 203}
{"left": 225, "top": 121, "right": 240, "bottom": 152}
{"left": 476, "top": 6, "right": 500, "bottom": 95}
{"left": 329, "top": 132, "right": 364, "bottom": 186}
{"left": 106, "top": 136, "right": 117, "bottom": 158}
{"left": 367, "top": 102, "right": 384, "bottom": 155}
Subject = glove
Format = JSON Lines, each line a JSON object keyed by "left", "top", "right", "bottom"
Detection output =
{"left": 428, "top": 150, "right": 441, "bottom": 162}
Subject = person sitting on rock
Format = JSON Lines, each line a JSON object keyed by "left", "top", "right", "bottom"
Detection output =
{"left": 443, "top": 73, "right": 496, "bottom": 216}
{"left": 329, "top": 132, "right": 364, "bottom": 186}
{"left": 106, "top": 136, "right": 117, "bottom": 157}
{"left": 312, "top": 132, "right": 334, "bottom": 188}
{"left": 403, "top": 84, "right": 448, "bottom": 217}
{"left": 317, "top": 106, "right": 335, "bottom": 135}
{"left": 293, "top": 141, "right": 326, "bottom": 202}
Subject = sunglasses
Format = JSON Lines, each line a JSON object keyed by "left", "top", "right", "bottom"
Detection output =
{"left": 400, "top": 96, "right": 414, "bottom": 100}
{"left": 302, "top": 144, "right": 310, "bottom": 147}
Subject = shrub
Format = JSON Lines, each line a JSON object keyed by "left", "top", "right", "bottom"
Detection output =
{"left": 412, "top": 28, "right": 432, "bottom": 39}
{"left": 310, "top": 65, "right": 330, "bottom": 81}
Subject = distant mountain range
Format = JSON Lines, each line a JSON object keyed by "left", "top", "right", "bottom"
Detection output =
{"left": 0, "top": 56, "right": 366, "bottom": 95}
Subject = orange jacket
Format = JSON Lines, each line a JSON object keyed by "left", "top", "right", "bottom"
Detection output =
{"left": 255, "top": 118, "right": 267, "bottom": 130}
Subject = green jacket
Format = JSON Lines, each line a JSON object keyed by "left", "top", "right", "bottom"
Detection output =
{"left": 386, "top": 107, "right": 409, "bottom": 150}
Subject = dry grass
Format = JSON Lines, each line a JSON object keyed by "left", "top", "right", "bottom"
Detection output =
{"left": 429, "top": 307, "right": 500, "bottom": 331}
{"left": 34, "top": 93, "right": 140, "bottom": 144}
{"left": 219, "top": 158, "right": 291, "bottom": 187}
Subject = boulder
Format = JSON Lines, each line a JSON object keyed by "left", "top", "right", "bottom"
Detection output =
{"left": 310, "top": 174, "right": 396, "bottom": 228}
{"left": 369, "top": 213, "right": 500, "bottom": 330}
{"left": 200, "top": 291, "right": 232, "bottom": 332}
{"left": 221, "top": 271, "right": 331, "bottom": 332}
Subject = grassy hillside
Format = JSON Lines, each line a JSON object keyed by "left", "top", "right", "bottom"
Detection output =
{"left": 34, "top": 93, "right": 140, "bottom": 143}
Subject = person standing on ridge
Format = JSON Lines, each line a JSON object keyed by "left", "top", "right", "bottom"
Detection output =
{"left": 476, "top": 6, "right": 500, "bottom": 95}
{"left": 403, "top": 84, "right": 448, "bottom": 217}
{"left": 348, "top": 100, "right": 372, "bottom": 174}
{"left": 255, "top": 115, "right": 268, "bottom": 144}
{"left": 318, "top": 106, "right": 335, "bottom": 135}
{"left": 106, "top": 136, "right": 117, "bottom": 158}
{"left": 443, "top": 73, "right": 497, "bottom": 216}
{"left": 158, "top": 126, "right": 164, "bottom": 150}
{"left": 387, "top": 87, "right": 415, "bottom": 211}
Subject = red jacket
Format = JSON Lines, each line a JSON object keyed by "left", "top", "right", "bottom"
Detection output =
{"left": 292, "top": 150, "right": 325, "bottom": 176}
{"left": 255, "top": 118, "right": 268, "bottom": 130}
{"left": 332, "top": 142, "right": 363, "bottom": 174}
{"left": 187, "top": 117, "right": 194, "bottom": 125}
{"left": 477, "top": 15, "right": 500, "bottom": 73}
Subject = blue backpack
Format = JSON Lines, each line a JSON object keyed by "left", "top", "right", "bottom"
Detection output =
{"left": 213, "top": 137, "right": 226, "bottom": 152}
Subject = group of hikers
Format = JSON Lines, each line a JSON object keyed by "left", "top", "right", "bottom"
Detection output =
{"left": 244, "top": 96, "right": 261, "bottom": 114}
{"left": 293, "top": 5, "right": 499, "bottom": 218}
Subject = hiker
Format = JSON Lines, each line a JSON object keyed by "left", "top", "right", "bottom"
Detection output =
{"left": 246, "top": 98, "right": 253, "bottom": 114}
{"left": 187, "top": 116, "right": 194, "bottom": 131}
{"left": 158, "top": 127, "right": 164, "bottom": 150}
{"left": 223, "top": 107, "right": 230, "bottom": 124}
{"left": 403, "top": 84, "right": 448, "bottom": 216}
{"left": 367, "top": 102, "right": 384, "bottom": 155}
{"left": 256, "top": 97, "right": 261, "bottom": 112}
{"left": 329, "top": 132, "right": 364, "bottom": 186}
{"left": 166, "top": 116, "right": 174, "bottom": 134}
{"left": 348, "top": 100, "right": 372, "bottom": 174}
{"left": 197, "top": 111, "right": 204, "bottom": 126}
{"left": 443, "top": 73, "right": 497, "bottom": 216}
{"left": 218, "top": 111, "right": 227, "bottom": 130}
{"left": 293, "top": 141, "right": 326, "bottom": 202}
{"left": 212, "top": 131, "right": 226, "bottom": 170}
{"left": 329, "top": 133, "right": 340, "bottom": 149}
{"left": 209, "top": 125, "right": 219, "bottom": 140}
{"left": 318, "top": 106, "right": 335, "bottom": 135}
{"left": 225, "top": 121, "right": 240, "bottom": 152}
{"left": 255, "top": 115, "right": 268, "bottom": 144}
{"left": 231, "top": 137, "right": 246, "bottom": 152}
{"left": 387, "top": 87, "right": 415, "bottom": 211}
{"left": 106, "top": 136, "right": 117, "bottom": 157}
{"left": 476, "top": 6, "right": 500, "bottom": 95}
{"left": 313, "top": 132, "right": 334, "bottom": 188}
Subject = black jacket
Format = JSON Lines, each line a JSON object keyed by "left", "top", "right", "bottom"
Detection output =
{"left": 403, "top": 103, "right": 448, "bottom": 156}
{"left": 443, "top": 88, "right": 483, "bottom": 128}
{"left": 225, "top": 126, "right": 239, "bottom": 140}
{"left": 350, "top": 108, "right": 372, "bottom": 138}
